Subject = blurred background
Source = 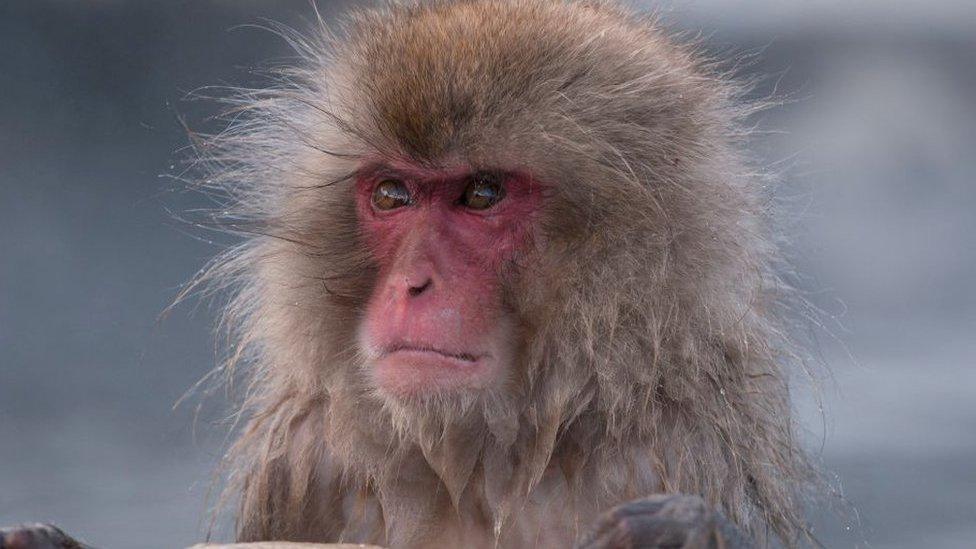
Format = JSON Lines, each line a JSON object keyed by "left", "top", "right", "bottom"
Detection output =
{"left": 1, "top": 1, "right": 973, "bottom": 547}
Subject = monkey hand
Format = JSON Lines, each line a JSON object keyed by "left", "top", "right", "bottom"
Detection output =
{"left": 575, "top": 494, "right": 754, "bottom": 549}
{"left": 0, "top": 523, "right": 94, "bottom": 549}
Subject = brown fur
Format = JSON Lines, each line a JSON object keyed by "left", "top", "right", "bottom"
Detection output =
{"left": 189, "top": 1, "right": 817, "bottom": 547}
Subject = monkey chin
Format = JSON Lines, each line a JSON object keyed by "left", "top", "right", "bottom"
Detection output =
{"left": 370, "top": 347, "right": 500, "bottom": 399}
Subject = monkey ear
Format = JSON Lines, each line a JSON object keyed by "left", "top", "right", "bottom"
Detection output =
{"left": 574, "top": 494, "right": 755, "bottom": 549}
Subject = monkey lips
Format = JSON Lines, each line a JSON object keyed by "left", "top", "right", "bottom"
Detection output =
{"left": 369, "top": 340, "right": 497, "bottom": 396}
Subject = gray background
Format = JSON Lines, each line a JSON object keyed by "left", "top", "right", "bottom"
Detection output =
{"left": 1, "top": 1, "right": 973, "bottom": 547}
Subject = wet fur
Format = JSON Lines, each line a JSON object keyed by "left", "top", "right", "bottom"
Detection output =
{"left": 189, "top": 0, "right": 817, "bottom": 546}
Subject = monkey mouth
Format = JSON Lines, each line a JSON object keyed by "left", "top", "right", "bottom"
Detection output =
{"left": 383, "top": 343, "right": 481, "bottom": 363}
{"left": 371, "top": 341, "right": 496, "bottom": 396}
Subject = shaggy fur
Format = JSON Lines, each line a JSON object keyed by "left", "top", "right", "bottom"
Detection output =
{"left": 189, "top": 0, "right": 816, "bottom": 547}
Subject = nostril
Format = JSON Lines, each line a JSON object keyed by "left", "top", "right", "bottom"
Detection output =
{"left": 407, "top": 278, "right": 432, "bottom": 297}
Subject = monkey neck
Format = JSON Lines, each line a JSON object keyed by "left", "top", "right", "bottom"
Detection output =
{"left": 326, "top": 397, "right": 661, "bottom": 548}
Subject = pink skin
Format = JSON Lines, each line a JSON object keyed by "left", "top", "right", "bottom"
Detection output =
{"left": 356, "top": 163, "right": 544, "bottom": 398}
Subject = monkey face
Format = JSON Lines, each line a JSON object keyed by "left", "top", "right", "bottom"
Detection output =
{"left": 355, "top": 163, "right": 545, "bottom": 400}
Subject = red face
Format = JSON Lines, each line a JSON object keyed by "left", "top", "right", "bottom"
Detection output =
{"left": 356, "top": 164, "right": 544, "bottom": 398}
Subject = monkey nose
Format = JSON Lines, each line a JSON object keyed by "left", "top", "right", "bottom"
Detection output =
{"left": 407, "top": 278, "right": 433, "bottom": 297}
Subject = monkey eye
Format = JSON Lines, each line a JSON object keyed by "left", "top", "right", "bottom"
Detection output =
{"left": 460, "top": 173, "right": 506, "bottom": 210}
{"left": 371, "top": 179, "right": 412, "bottom": 210}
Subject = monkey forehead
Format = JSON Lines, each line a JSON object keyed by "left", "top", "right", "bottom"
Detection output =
{"left": 337, "top": 0, "right": 716, "bottom": 163}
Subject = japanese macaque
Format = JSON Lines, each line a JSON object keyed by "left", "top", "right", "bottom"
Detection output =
{"left": 2, "top": 1, "right": 818, "bottom": 548}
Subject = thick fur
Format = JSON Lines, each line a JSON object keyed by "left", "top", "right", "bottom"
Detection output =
{"left": 190, "top": 0, "right": 816, "bottom": 547}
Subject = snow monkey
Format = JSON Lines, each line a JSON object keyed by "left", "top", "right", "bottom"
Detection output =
{"left": 2, "top": 1, "right": 818, "bottom": 548}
